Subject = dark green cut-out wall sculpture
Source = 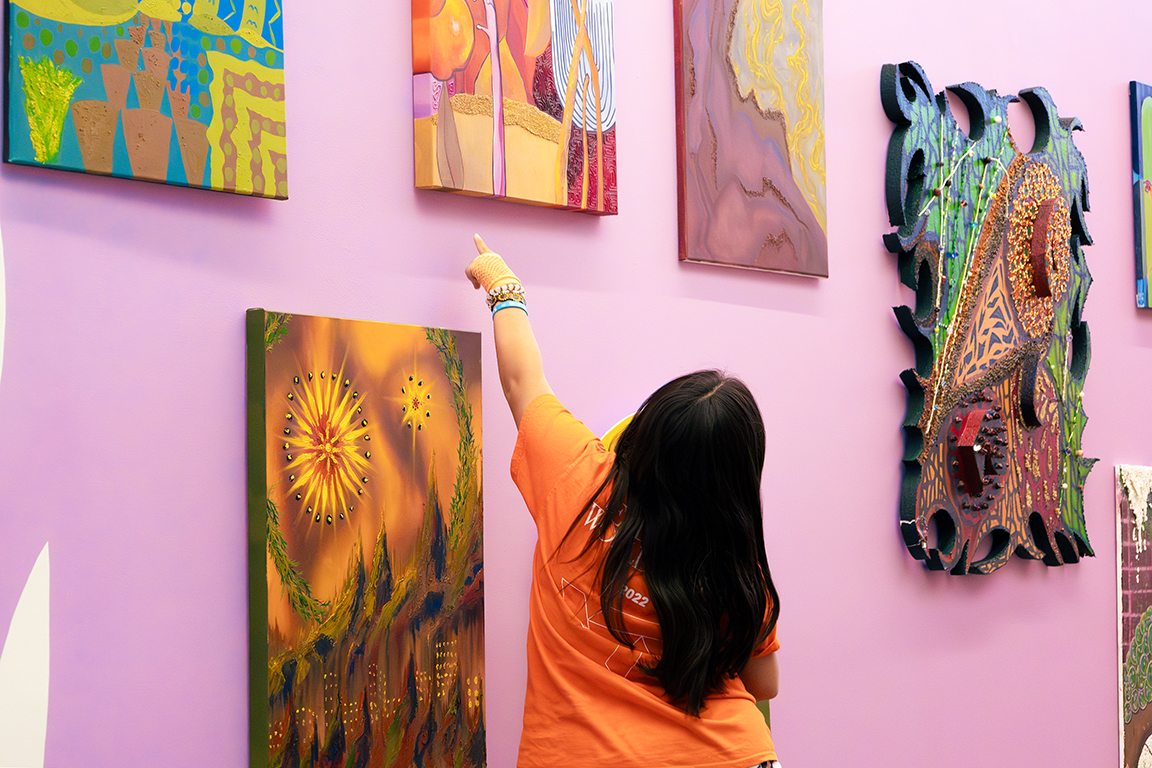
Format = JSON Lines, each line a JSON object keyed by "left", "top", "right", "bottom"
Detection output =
{"left": 881, "top": 62, "right": 1095, "bottom": 575}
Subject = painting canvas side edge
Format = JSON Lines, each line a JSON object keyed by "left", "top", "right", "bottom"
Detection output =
{"left": 1131, "top": 83, "right": 1146, "bottom": 308}
{"left": 3, "top": 0, "right": 12, "bottom": 166}
{"left": 1118, "top": 464, "right": 1127, "bottom": 768}
{"left": 672, "top": 0, "right": 689, "bottom": 263}
{"left": 246, "top": 308, "right": 269, "bottom": 768}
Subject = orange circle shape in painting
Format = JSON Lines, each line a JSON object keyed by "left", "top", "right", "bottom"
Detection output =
{"left": 429, "top": 0, "right": 475, "bottom": 82}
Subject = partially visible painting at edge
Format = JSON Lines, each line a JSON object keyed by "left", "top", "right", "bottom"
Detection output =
{"left": 1118, "top": 465, "right": 1152, "bottom": 768}
{"left": 1130, "top": 82, "right": 1151, "bottom": 307}
{"left": 673, "top": 0, "right": 827, "bottom": 276}
{"left": 412, "top": 0, "right": 616, "bottom": 215}
{"left": 5, "top": 0, "right": 287, "bottom": 198}
{"left": 246, "top": 310, "right": 485, "bottom": 768}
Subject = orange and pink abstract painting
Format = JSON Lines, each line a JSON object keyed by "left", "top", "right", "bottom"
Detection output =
{"left": 412, "top": 0, "right": 616, "bottom": 214}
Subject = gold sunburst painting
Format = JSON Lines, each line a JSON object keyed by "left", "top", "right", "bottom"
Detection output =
{"left": 246, "top": 309, "right": 484, "bottom": 768}
{"left": 673, "top": 0, "right": 827, "bottom": 275}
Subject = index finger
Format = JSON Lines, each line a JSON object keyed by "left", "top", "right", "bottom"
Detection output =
{"left": 474, "top": 234, "right": 492, "bottom": 255}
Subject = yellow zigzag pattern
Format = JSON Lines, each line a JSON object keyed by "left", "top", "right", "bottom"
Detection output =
{"left": 206, "top": 50, "right": 287, "bottom": 198}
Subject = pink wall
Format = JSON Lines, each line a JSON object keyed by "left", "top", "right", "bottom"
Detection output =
{"left": 0, "top": 0, "right": 1145, "bottom": 765}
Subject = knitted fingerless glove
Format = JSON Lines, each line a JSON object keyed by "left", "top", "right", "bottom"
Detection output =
{"left": 470, "top": 251, "right": 526, "bottom": 315}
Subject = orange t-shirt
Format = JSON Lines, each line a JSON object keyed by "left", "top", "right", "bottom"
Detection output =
{"left": 510, "top": 395, "right": 779, "bottom": 768}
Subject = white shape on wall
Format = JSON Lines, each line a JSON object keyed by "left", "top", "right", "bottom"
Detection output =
{"left": 1123, "top": 465, "right": 1152, "bottom": 556}
{"left": 0, "top": 543, "right": 50, "bottom": 768}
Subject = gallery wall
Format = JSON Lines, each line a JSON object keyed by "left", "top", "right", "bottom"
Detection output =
{"left": 0, "top": 0, "right": 1146, "bottom": 766}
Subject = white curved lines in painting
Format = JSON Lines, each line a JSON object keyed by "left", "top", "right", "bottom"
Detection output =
{"left": 550, "top": 0, "right": 615, "bottom": 131}
{"left": 0, "top": 543, "right": 50, "bottom": 768}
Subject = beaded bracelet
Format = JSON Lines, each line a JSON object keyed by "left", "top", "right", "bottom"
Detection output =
{"left": 486, "top": 283, "right": 526, "bottom": 310}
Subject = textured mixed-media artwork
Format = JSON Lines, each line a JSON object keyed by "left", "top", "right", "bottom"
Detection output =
{"left": 1118, "top": 465, "right": 1152, "bottom": 768}
{"left": 673, "top": 0, "right": 827, "bottom": 276}
{"left": 412, "top": 0, "right": 616, "bottom": 214}
{"left": 1130, "top": 82, "right": 1152, "bottom": 307}
{"left": 246, "top": 311, "right": 484, "bottom": 768}
{"left": 882, "top": 62, "right": 1095, "bottom": 574}
{"left": 6, "top": 0, "right": 286, "bottom": 198}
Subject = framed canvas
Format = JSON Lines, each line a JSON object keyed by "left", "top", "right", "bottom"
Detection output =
{"left": 246, "top": 310, "right": 484, "bottom": 768}
{"left": 1118, "top": 465, "right": 1152, "bottom": 768}
{"left": 881, "top": 62, "right": 1095, "bottom": 574}
{"left": 6, "top": 0, "right": 287, "bottom": 198}
{"left": 673, "top": 0, "right": 827, "bottom": 276}
{"left": 412, "top": 0, "right": 616, "bottom": 214}
{"left": 1131, "top": 82, "right": 1152, "bottom": 307}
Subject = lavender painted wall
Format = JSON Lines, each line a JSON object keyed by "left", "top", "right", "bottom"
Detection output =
{"left": 0, "top": 1, "right": 1145, "bottom": 766}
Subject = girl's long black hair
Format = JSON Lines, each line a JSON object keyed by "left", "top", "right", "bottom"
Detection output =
{"left": 567, "top": 370, "right": 780, "bottom": 716}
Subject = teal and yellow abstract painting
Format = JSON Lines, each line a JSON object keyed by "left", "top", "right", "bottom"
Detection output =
{"left": 1130, "top": 82, "right": 1152, "bottom": 307}
{"left": 246, "top": 310, "right": 485, "bottom": 768}
{"left": 6, "top": 0, "right": 286, "bottom": 198}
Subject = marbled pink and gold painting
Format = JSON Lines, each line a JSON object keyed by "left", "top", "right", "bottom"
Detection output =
{"left": 674, "top": 0, "right": 827, "bottom": 275}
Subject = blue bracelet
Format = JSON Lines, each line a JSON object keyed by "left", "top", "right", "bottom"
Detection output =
{"left": 491, "top": 299, "right": 528, "bottom": 316}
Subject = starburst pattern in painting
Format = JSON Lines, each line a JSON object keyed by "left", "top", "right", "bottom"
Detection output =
{"left": 282, "top": 365, "right": 372, "bottom": 527}
{"left": 400, "top": 373, "right": 432, "bottom": 432}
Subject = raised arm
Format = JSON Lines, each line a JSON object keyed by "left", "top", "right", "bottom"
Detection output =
{"left": 465, "top": 235, "right": 553, "bottom": 426}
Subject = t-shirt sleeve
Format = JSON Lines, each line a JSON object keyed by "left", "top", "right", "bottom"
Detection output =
{"left": 510, "top": 394, "right": 609, "bottom": 541}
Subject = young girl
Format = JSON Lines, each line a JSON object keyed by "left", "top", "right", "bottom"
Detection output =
{"left": 466, "top": 235, "right": 782, "bottom": 768}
